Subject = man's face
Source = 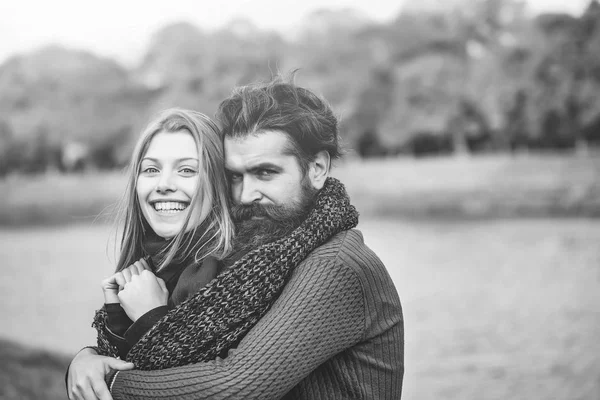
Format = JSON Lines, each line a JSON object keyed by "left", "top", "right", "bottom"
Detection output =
{"left": 224, "top": 130, "right": 318, "bottom": 256}
{"left": 225, "top": 130, "right": 310, "bottom": 211}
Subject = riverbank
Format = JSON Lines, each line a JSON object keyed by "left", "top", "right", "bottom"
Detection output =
{"left": 1, "top": 218, "right": 599, "bottom": 399}
{"left": 3, "top": 152, "right": 600, "bottom": 226}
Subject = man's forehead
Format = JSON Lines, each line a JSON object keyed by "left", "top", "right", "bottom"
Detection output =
{"left": 224, "top": 131, "right": 295, "bottom": 168}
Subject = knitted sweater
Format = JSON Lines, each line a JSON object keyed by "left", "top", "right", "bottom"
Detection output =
{"left": 109, "top": 229, "right": 404, "bottom": 399}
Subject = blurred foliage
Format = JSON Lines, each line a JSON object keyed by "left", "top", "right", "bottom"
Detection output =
{"left": 0, "top": 338, "right": 70, "bottom": 400}
{"left": 1, "top": 0, "right": 600, "bottom": 174}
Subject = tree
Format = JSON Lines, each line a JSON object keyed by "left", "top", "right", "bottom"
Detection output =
{"left": 0, "top": 120, "right": 14, "bottom": 175}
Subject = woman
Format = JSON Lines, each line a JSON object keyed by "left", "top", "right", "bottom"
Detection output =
{"left": 102, "top": 108, "right": 234, "bottom": 357}
{"left": 67, "top": 108, "right": 234, "bottom": 399}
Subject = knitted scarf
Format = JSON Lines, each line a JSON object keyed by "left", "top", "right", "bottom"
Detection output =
{"left": 92, "top": 177, "right": 358, "bottom": 370}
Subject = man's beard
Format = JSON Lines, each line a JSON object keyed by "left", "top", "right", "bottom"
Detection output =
{"left": 224, "top": 180, "right": 318, "bottom": 266}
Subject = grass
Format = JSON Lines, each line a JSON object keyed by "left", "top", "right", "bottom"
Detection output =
{"left": 334, "top": 152, "right": 600, "bottom": 219}
{"left": 3, "top": 170, "right": 126, "bottom": 226}
{"left": 2, "top": 152, "right": 600, "bottom": 227}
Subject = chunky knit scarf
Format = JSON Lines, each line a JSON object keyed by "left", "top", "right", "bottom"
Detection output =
{"left": 92, "top": 177, "right": 358, "bottom": 370}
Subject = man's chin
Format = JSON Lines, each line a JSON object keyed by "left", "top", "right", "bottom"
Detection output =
{"left": 229, "top": 217, "right": 299, "bottom": 257}
{"left": 228, "top": 183, "right": 317, "bottom": 261}
{"left": 235, "top": 218, "right": 286, "bottom": 240}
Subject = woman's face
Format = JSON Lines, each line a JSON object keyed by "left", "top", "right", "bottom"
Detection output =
{"left": 136, "top": 130, "right": 206, "bottom": 239}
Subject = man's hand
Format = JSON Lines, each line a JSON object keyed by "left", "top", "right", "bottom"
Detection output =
{"left": 101, "top": 259, "right": 151, "bottom": 304}
{"left": 118, "top": 270, "right": 168, "bottom": 322}
{"left": 67, "top": 348, "right": 134, "bottom": 400}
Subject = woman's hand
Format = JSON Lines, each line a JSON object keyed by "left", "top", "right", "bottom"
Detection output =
{"left": 67, "top": 348, "right": 134, "bottom": 400}
{"left": 101, "top": 259, "right": 151, "bottom": 304}
{"left": 118, "top": 270, "right": 169, "bottom": 322}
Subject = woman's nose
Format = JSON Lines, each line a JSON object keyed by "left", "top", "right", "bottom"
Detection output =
{"left": 156, "top": 172, "right": 176, "bottom": 193}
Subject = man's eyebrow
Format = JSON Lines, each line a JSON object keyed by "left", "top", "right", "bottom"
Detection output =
{"left": 247, "top": 162, "right": 282, "bottom": 172}
{"left": 225, "top": 162, "right": 282, "bottom": 174}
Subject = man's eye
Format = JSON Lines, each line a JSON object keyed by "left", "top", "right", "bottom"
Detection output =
{"left": 229, "top": 173, "right": 243, "bottom": 182}
{"left": 257, "top": 169, "right": 275, "bottom": 178}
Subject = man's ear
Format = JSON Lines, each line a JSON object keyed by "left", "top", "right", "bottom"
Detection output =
{"left": 308, "top": 150, "right": 330, "bottom": 190}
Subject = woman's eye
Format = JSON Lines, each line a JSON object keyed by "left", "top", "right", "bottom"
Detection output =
{"left": 142, "top": 167, "right": 159, "bottom": 174}
{"left": 180, "top": 168, "right": 197, "bottom": 174}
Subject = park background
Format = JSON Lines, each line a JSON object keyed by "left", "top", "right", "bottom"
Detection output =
{"left": 1, "top": 0, "right": 600, "bottom": 399}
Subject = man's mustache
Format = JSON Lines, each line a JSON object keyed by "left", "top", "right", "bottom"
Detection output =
{"left": 230, "top": 203, "right": 296, "bottom": 222}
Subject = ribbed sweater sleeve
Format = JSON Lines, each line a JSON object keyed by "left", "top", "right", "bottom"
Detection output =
{"left": 110, "top": 258, "right": 366, "bottom": 400}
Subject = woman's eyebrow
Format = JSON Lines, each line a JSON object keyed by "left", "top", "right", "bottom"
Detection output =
{"left": 141, "top": 157, "right": 199, "bottom": 162}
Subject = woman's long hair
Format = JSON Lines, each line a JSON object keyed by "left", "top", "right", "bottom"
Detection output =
{"left": 114, "top": 108, "right": 233, "bottom": 272}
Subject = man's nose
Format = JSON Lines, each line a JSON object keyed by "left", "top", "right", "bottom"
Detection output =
{"left": 156, "top": 172, "right": 176, "bottom": 193}
{"left": 239, "top": 179, "right": 262, "bottom": 205}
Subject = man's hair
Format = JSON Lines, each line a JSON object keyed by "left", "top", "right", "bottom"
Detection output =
{"left": 215, "top": 73, "right": 342, "bottom": 173}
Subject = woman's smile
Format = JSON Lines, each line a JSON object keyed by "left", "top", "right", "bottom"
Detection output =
{"left": 151, "top": 201, "right": 189, "bottom": 213}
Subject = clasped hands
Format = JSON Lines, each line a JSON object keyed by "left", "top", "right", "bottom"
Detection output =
{"left": 101, "top": 258, "right": 168, "bottom": 322}
{"left": 68, "top": 259, "right": 167, "bottom": 400}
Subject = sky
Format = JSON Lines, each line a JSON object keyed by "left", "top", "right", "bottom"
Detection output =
{"left": 0, "top": 0, "right": 592, "bottom": 66}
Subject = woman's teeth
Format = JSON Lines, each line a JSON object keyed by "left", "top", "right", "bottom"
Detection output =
{"left": 153, "top": 201, "right": 188, "bottom": 212}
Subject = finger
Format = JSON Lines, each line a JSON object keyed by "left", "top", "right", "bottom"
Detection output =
{"left": 67, "top": 378, "right": 74, "bottom": 399}
{"left": 125, "top": 265, "right": 138, "bottom": 277}
{"left": 101, "top": 279, "right": 115, "bottom": 290}
{"left": 139, "top": 258, "right": 151, "bottom": 271}
{"left": 92, "top": 381, "right": 113, "bottom": 400}
{"left": 106, "top": 358, "right": 135, "bottom": 371}
{"left": 121, "top": 268, "right": 132, "bottom": 283}
{"left": 114, "top": 273, "right": 126, "bottom": 290}
{"left": 71, "top": 387, "right": 83, "bottom": 400}
{"left": 101, "top": 273, "right": 120, "bottom": 290}
{"left": 140, "top": 269, "right": 156, "bottom": 280}
{"left": 101, "top": 275, "right": 116, "bottom": 285}
{"left": 156, "top": 277, "right": 168, "bottom": 293}
{"left": 127, "top": 262, "right": 142, "bottom": 276}
{"left": 132, "top": 261, "right": 145, "bottom": 275}
{"left": 141, "top": 270, "right": 161, "bottom": 287}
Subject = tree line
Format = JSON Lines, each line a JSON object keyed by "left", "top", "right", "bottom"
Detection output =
{"left": 1, "top": 0, "right": 599, "bottom": 175}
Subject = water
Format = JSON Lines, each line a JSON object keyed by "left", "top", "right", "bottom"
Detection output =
{"left": 359, "top": 218, "right": 600, "bottom": 400}
{"left": 1, "top": 219, "right": 599, "bottom": 400}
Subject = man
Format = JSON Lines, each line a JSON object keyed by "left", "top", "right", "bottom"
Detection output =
{"left": 67, "top": 76, "right": 404, "bottom": 399}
